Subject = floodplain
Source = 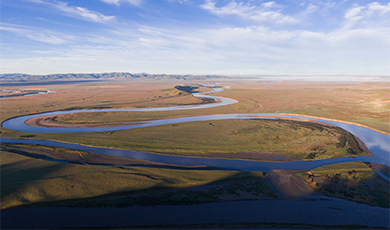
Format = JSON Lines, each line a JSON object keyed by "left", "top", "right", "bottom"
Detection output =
{"left": 1, "top": 78, "right": 389, "bottom": 229}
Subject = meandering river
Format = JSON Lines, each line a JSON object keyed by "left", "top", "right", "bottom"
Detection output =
{"left": 1, "top": 85, "right": 389, "bottom": 229}
{"left": 2, "top": 86, "right": 389, "bottom": 169}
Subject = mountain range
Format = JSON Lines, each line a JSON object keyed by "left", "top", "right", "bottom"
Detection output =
{"left": 0, "top": 73, "right": 226, "bottom": 82}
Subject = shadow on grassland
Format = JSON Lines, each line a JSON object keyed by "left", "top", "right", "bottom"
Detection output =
{"left": 8, "top": 171, "right": 279, "bottom": 209}
{"left": 1, "top": 159, "right": 68, "bottom": 204}
{"left": 305, "top": 162, "right": 390, "bottom": 208}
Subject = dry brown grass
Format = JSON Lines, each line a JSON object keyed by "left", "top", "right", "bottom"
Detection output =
{"left": 217, "top": 80, "right": 390, "bottom": 133}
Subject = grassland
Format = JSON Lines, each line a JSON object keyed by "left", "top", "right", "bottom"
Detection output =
{"left": 0, "top": 143, "right": 212, "bottom": 169}
{"left": 0, "top": 79, "right": 388, "bottom": 211}
{"left": 305, "top": 161, "right": 390, "bottom": 207}
{"left": 0, "top": 148, "right": 275, "bottom": 209}
{"left": 1, "top": 119, "right": 369, "bottom": 161}
{"left": 216, "top": 81, "right": 390, "bottom": 134}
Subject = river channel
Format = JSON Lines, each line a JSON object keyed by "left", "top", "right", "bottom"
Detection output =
{"left": 0, "top": 90, "right": 54, "bottom": 99}
{"left": 1, "top": 85, "right": 389, "bottom": 228}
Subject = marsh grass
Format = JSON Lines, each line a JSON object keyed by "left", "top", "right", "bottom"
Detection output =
{"left": 1, "top": 150, "right": 274, "bottom": 209}
{"left": 306, "top": 162, "right": 389, "bottom": 207}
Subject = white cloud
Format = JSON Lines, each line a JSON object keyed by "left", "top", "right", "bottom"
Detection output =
{"left": 302, "top": 4, "right": 319, "bottom": 15}
{"left": 164, "top": 0, "right": 189, "bottom": 3}
{"left": 325, "top": 1, "right": 335, "bottom": 8}
{"left": 100, "top": 0, "right": 121, "bottom": 5}
{"left": 367, "top": 2, "right": 390, "bottom": 14}
{"left": 345, "top": 5, "right": 364, "bottom": 19}
{"left": 29, "top": 0, "right": 115, "bottom": 23}
{"left": 261, "top": 1, "right": 279, "bottom": 8}
{"left": 56, "top": 2, "right": 115, "bottom": 22}
{"left": 0, "top": 23, "right": 71, "bottom": 44}
{"left": 201, "top": 0, "right": 299, "bottom": 24}
{"left": 100, "top": 0, "right": 142, "bottom": 6}
{"left": 26, "top": 33, "right": 67, "bottom": 44}
{"left": 343, "top": 2, "right": 390, "bottom": 29}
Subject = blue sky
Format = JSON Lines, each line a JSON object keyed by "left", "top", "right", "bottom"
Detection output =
{"left": 1, "top": 0, "right": 389, "bottom": 75}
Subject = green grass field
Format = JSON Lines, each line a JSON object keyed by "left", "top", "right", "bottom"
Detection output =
{"left": 3, "top": 119, "right": 368, "bottom": 161}
{"left": 311, "top": 161, "right": 372, "bottom": 173}
{"left": 306, "top": 162, "right": 389, "bottom": 208}
{"left": 1, "top": 148, "right": 276, "bottom": 209}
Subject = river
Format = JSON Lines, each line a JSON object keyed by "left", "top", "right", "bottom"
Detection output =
{"left": 0, "top": 90, "right": 54, "bottom": 99}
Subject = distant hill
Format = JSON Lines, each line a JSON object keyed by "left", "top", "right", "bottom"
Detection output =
{"left": 0, "top": 72, "right": 227, "bottom": 82}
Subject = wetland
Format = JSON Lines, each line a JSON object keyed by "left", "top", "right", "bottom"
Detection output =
{"left": 1, "top": 79, "right": 389, "bottom": 229}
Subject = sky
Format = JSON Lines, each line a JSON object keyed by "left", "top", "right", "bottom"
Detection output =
{"left": 1, "top": 0, "right": 389, "bottom": 75}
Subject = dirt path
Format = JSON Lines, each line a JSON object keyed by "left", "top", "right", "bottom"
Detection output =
{"left": 265, "top": 169, "right": 320, "bottom": 198}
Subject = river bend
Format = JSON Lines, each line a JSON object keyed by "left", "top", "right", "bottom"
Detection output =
{"left": 1, "top": 86, "right": 389, "bottom": 170}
